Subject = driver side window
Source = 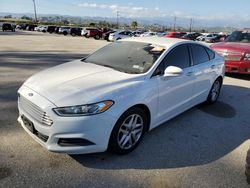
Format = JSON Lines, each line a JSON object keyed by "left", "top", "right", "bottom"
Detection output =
{"left": 152, "top": 44, "right": 191, "bottom": 77}
{"left": 163, "top": 44, "right": 191, "bottom": 69}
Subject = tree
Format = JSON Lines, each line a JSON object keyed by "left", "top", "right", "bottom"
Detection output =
{"left": 4, "top": 15, "right": 12, "bottom": 18}
{"left": 131, "top": 21, "right": 138, "bottom": 29}
{"left": 21, "top": 15, "right": 32, "bottom": 20}
{"left": 62, "top": 19, "right": 69, "bottom": 25}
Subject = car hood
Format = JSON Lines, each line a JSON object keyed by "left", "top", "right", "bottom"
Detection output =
{"left": 24, "top": 60, "right": 143, "bottom": 106}
{"left": 211, "top": 42, "right": 250, "bottom": 53}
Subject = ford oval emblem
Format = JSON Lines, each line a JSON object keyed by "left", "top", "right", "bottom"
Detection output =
{"left": 28, "top": 93, "right": 33, "bottom": 97}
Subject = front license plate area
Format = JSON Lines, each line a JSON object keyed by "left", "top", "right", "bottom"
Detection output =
{"left": 21, "top": 115, "right": 35, "bottom": 133}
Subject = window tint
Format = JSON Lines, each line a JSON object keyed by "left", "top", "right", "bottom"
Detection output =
{"left": 84, "top": 41, "right": 165, "bottom": 74}
{"left": 164, "top": 44, "right": 190, "bottom": 69}
{"left": 191, "top": 44, "right": 210, "bottom": 65}
{"left": 152, "top": 61, "right": 165, "bottom": 77}
{"left": 205, "top": 48, "right": 215, "bottom": 60}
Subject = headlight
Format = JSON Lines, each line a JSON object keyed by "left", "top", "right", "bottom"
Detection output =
{"left": 244, "top": 53, "right": 250, "bottom": 61}
{"left": 53, "top": 100, "right": 114, "bottom": 116}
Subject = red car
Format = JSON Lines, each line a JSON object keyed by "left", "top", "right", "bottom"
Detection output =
{"left": 164, "top": 32, "right": 186, "bottom": 38}
{"left": 85, "top": 28, "right": 112, "bottom": 40}
{"left": 85, "top": 28, "right": 102, "bottom": 40}
{"left": 211, "top": 29, "right": 250, "bottom": 74}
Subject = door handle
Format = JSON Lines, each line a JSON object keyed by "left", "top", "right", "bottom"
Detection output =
{"left": 186, "top": 72, "right": 193, "bottom": 76}
{"left": 211, "top": 65, "right": 216, "bottom": 69}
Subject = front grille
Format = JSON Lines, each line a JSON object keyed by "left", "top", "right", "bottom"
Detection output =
{"left": 21, "top": 115, "right": 49, "bottom": 142}
{"left": 216, "top": 50, "right": 243, "bottom": 61}
{"left": 224, "top": 56, "right": 242, "bottom": 61}
{"left": 19, "top": 96, "right": 53, "bottom": 126}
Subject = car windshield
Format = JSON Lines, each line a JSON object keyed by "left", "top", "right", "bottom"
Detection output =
{"left": 225, "top": 31, "right": 250, "bottom": 43}
{"left": 83, "top": 41, "right": 165, "bottom": 74}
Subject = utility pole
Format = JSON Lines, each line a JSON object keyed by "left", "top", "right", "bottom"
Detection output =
{"left": 173, "top": 16, "right": 177, "bottom": 31}
{"left": 116, "top": 11, "right": 119, "bottom": 29}
{"left": 189, "top": 18, "right": 193, "bottom": 32}
{"left": 32, "top": 0, "right": 37, "bottom": 22}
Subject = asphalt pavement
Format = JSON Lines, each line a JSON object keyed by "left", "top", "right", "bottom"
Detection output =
{"left": 0, "top": 30, "right": 250, "bottom": 188}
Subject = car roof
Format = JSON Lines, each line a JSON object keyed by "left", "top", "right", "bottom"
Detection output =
{"left": 122, "top": 37, "right": 191, "bottom": 48}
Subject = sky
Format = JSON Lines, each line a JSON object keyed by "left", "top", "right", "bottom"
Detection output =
{"left": 1, "top": 0, "right": 250, "bottom": 27}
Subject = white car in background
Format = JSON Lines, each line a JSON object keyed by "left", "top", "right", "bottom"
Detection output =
{"left": 140, "top": 32, "right": 157, "bottom": 37}
{"left": 36, "top": 25, "right": 47, "bottom": 32}
{"left": 204, "top": 34, "right": 219, "bottom": 43}
{"left": 196, "top": 33, "right": 210, "bottom": 41}
{"left": 58, "top": 26, "right": 71, "bottom": 35}
{"left": 17, "top": 37, "right": 224, "bottom": 155}
{"left": 132, "top": 31, "right": 144, "bottom": 37}
{"left": 108, "top": 30, "right": 133, "bottom": 41}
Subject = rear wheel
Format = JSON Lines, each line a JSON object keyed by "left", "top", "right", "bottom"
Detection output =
{"left": 206, "top": 78, "right": 222, "bottom": 104}
{"left": 108, "top": 107, "right": 147, "bottom": 154}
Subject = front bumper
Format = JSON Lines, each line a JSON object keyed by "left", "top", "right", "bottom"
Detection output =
{"left": 225, "top": 60, "right": 250, "bottom": 74}
{"left": 17, "top": 85, "right": 117, "bottom": 154}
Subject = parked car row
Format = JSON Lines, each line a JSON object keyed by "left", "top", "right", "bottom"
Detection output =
{"left": 7, "top": 22, "right": 229, "bottom": 44}
{"left": 163, "top": 31, "right": 228, "bottom": 43}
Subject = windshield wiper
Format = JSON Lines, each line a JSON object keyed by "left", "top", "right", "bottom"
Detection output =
{"left": 101, "top": 64, "right": 116, "bottom": 69}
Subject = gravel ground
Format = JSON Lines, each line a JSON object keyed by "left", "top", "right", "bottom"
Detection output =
{"left": 0, "top": 30, "right": 250, "bottom": 188}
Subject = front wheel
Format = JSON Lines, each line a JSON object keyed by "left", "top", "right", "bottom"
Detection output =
{"left": 206, "top": 78, "right": 222, "bottom": 104}
{"left": 108, "top": 107, "right": 147, "bottom": 154}
{"left": 94, "top": 35, "right": 100, "bottom": 40}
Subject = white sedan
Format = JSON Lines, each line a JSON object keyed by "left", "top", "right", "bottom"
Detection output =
{"left": 108, "top": 30, "right": 133, "bottom": 41}
{"left": 17, "top": 37, "right": 225, "bottom": 154}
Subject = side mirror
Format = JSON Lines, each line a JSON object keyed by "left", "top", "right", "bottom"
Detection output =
{"left": 164, "top": 66, "right": 183, "bottom": 77}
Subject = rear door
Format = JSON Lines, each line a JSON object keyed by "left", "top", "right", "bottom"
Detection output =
{"left": 189, "top": 44, "right": 217, "bottom": 102}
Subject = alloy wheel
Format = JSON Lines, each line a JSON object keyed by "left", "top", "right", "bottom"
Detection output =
{"left": 117, "top": 114, "right": 143, "bottom": 149}
{"left": 211, "top": 80, "right": 221, "bottom": 102}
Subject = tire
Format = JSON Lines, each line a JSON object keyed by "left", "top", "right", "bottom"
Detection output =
{"left": 206, "top": 78, "right": 222, "bottom": 104}
{"left": 94, "top": 35, "right": 100, "bottom": 40}
{"left": 116, "top": 38, "right": 121, "bottom": 41}
{"left": 63, "top": 31, "right": 68, "bottom": 36}
{"left": 108, "top": 107, "right": 148, "bottom": 155}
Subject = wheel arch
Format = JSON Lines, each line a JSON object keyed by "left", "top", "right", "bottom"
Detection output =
{"left": 120, "top": 103, "right": 151, "bottom": 132}
{"left": 217, "top": 75, "right": 223, "bottom": 83}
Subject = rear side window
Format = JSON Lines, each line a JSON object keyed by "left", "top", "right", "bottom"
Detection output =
{"left": 163, "top": 44, "right": 190, "bottom": 69}
{"left": 190, "top": 44, "right": 210, "bottom": 65}
{"left": 205, "top": 48, "right": 215, "bottom": 60}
